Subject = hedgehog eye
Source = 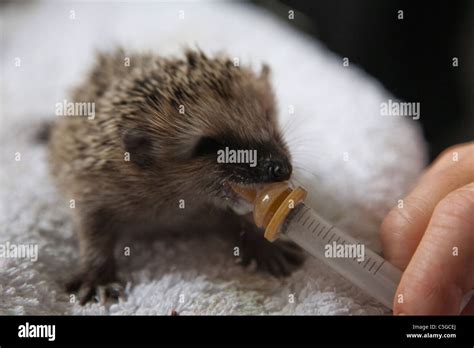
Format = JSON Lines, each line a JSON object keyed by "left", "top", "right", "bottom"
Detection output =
{"left": 193, "top": 137, "right": 222, "bottom": 157}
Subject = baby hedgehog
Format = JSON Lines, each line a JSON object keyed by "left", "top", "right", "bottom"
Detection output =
{"left": 48, "top": 48, "right": 304, "bottom": 305}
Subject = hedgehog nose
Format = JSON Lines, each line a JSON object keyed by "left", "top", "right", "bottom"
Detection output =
{"left": 265, "top": 159, "right": 292, "bottom": 181}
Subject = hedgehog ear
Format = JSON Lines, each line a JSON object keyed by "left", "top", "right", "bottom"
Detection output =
{"left": 185, "top": 49, "right": 208, "bottom": 67}
{"left": 121, "top": 128, "right": 155, "bottom": 168}
{"left": 185, "top": 50, "right": 199, "bottom": 68}
{"left": 260, "top": 64, "right": 271, "bottom": 81}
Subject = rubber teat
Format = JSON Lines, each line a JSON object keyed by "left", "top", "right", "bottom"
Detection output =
{"left": 231, "top": 182, "right": 307, "bottom": 241}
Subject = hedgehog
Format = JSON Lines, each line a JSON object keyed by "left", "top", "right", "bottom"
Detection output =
{"left": 48, "top": 48, "right": 304, "bottom": 305}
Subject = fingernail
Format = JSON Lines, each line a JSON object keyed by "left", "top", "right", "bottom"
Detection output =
{"left": 460, "top": 291, "right": 473, "bottom": 313}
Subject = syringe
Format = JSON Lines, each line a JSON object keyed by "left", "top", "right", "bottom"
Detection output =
{"left": 282, "top": 203, "right": 401, "bottom": 309}
{"left": 232, "top": 182, "right": 472, "bottom": 311}
{"left": 233, "top": 182, "right": 400, "bottom": 309}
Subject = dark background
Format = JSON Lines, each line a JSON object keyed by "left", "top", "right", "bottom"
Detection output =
{"left": 255, "top": 0, "right": 474, "bottom": 161}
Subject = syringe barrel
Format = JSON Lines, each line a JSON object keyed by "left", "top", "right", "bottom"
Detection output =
{"left": 282, "top": 204, "right": 402, "bottom": 309}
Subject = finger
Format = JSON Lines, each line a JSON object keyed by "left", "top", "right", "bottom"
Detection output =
{"left": 428, "top": 142, "right": 474, "bottom": 175}
{"left": 393, "top": 182, "right": 474, "bottom": 315}
{"left": 381, "top": 143, "right": 474, "bottom": 270}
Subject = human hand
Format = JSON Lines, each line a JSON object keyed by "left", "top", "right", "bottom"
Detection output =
{"left": 381, "top": 142, "right": 474, "bottom": 314}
